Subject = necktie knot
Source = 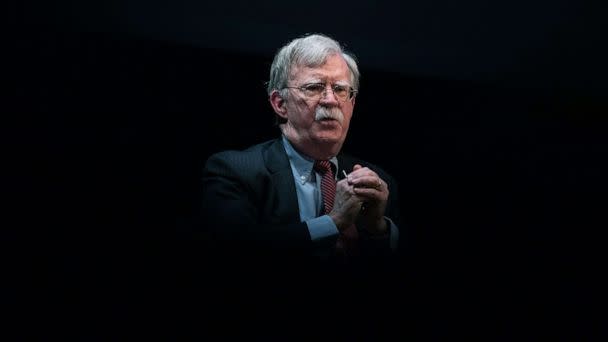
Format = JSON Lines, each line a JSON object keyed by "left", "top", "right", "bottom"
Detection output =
{"left": 313, "top": 160, "right": 333, "bottom": 174}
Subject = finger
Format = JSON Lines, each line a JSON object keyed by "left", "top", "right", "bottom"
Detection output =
{"left": 348, "top": 167, "right": 379, "bottom": 181}
{"left": 340, "top": 194, "right": 365, "bottom": 211}
{"left": 344, "top": 164, "right": 363, "bottom": 184}
{"left": 353, "top": 187, "right": 385, "bottom": 201}
{"left": 353, "top": 193, "right": 380, "bottom": 204}
{"left": 350, "top": 175, "right": 384, "bottom": 189}
{"left": 336, "top": 178, "right": 356, "bottom": 194}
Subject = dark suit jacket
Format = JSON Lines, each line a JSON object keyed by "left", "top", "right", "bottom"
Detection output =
{"left": 201, "top": 138, "right": 401, "bottom": 266}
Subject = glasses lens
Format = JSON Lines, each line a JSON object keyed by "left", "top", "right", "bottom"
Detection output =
{"left": 296, "top": 83, "right": 354, "bottom": 101}
{"left": 332, "top": 85, "right": 349, "bottom": 101}
{"left": 302, "top": 84, "right": 325, "bottom": 97}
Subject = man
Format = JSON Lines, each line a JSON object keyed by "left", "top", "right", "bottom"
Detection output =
{"left": 201, "top": 34, "right": 401, "bottom": 269}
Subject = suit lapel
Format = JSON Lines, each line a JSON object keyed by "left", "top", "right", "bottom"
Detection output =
{"left": 264, "top": 139, "right": 301, "bottom": 222}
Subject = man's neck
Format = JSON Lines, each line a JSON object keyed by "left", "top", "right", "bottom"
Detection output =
{"left": 281, "top": 135, "right": 340, "bottom": 161}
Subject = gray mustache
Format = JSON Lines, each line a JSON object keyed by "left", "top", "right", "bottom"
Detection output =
{"left": 315, "top": 107, "right": 344, "bottom": 123}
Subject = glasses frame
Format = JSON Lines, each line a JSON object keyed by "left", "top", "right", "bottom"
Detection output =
{"left": 282, "top": 82, "right": 358, "bottom": 102}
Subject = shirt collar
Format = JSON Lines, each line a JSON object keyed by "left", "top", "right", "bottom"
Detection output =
{"left": 281, "top": 135, "right": 339, "bottom": 184}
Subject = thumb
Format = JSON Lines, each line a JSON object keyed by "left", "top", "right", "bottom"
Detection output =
{"left": 352, "top": 164, "right": 363, "bottom": 171}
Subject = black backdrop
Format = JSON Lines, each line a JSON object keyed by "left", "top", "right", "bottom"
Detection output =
{"left": 7, "top": 3, "right": 607, "bottom": 339}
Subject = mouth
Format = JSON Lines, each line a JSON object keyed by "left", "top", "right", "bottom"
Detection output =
{"left": 316, "top": 119, "right": 340, "bottom": 129}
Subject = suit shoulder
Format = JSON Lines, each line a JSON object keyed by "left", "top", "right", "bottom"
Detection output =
{"left": 204, "top": 139, "right": 276, "bottom": 173}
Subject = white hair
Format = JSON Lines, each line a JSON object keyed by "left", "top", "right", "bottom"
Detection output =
{"left": 267, "top": 34, "right": 360, "bottom": 97}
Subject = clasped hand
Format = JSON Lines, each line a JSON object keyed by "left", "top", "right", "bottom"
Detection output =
{"left": 328, "top": 164, "right": 389, "bottom": 235}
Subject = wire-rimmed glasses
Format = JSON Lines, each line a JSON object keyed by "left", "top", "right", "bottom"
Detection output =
{"left": 282, "top": 83, "right": 358, "bottom": 102}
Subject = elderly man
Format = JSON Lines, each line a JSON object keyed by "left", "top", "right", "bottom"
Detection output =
{"left": 201, "top": 34, "right": 400, "bottom": 266}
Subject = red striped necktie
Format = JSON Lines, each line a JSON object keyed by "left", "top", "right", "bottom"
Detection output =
{"left": 313, "top": 160, "right": 359, "bottom": 258}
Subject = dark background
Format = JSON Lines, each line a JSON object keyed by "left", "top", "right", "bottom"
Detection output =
{"left": 7, "top": 0, "right": 607, "bottom": 339}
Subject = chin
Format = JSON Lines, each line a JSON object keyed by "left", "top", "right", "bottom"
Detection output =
{"left": 315, "top": 135, "right": 345, "bottom": 150}
{"left": 315, "top": 128, "right": 343, "bottom": 140}
{"left": 315, "top": 133, "right": 340, "bottom": 142}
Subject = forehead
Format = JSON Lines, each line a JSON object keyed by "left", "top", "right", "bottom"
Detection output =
{"left": 290, "top": 54, "right": 351, "bottom": 83}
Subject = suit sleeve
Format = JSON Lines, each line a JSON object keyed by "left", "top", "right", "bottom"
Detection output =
{"left": 355, "top": 166, "right": 403, "bottom": 258}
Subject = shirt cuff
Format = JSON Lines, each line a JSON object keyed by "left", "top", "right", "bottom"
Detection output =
{"left": 306, "top": 215, "right": 339, "bottom": 242}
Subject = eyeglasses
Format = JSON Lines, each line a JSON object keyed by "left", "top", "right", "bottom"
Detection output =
{"left": 282, "top": 83, "right": 358, "bottom": 102}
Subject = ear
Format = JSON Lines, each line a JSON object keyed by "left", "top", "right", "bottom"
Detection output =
{"left": 269, "top": 90, "right": 288, "bottom": 120}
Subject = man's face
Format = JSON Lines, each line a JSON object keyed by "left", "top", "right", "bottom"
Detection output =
{"left": 280, "top": 54, "right": 355, "bottom": 157}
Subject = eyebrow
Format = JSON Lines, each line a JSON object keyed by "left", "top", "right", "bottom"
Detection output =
{"left": 302, "top": 79, "right": 351, "bottom": 86}
{"left": 305, "top": 73, "right": 350, "bottom": 84}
